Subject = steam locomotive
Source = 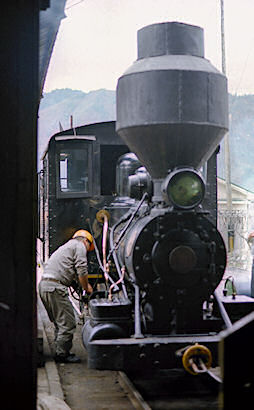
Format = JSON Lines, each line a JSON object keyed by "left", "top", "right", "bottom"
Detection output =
{"left": 39, "top": 22, "right": 254, "bottom": 375}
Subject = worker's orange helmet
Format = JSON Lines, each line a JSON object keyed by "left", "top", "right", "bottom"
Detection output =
{"left": 72, "top": 229, "right": 95, "bottom": 251}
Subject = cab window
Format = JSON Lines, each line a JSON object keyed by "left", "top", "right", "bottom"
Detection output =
{"left": 59, "top": 148, "right": 89, "bottom": 192}
{"left": 56, "top": 140, "right": 92, "bottom": 198}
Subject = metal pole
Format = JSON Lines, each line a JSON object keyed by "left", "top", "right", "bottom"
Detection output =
{"left": 220, "top": 0, "right": 233, "bottom": 251}
{"left": 220, "top": 0, "right": 226, "bottom": 75}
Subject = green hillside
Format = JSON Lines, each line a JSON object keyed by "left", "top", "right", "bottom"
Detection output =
{"left": 38, "top": 89, "right": 254, "bottom": 192}
{"left": 217, "top": 94, "right": 254, "bottom": 192}
{"left": 38, "top": 88, "right": 116, "bottom": 162}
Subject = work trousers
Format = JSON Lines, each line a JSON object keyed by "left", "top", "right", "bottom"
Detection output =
{"left": 39, "top": 280, "right": 76, "bottom": 356}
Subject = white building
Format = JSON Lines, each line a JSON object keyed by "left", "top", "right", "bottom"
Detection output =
{"left": 217, "top": 178, "right": 254, "bottom": 269}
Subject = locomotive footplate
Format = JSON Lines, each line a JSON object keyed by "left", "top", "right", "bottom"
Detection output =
{"left": 86, "top": 334, "right": 220, "bottom": 371}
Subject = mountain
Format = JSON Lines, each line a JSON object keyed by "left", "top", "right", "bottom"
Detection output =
{"left": 217, "top": 94, "right": 254, "bottom": 192}
{"left": 38, "top": 88, "right": 116, "bottom": 163}
{"left": 38, "top": 88, "right": 254, "bottom": 192}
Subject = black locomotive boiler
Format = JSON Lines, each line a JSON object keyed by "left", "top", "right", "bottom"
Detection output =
{"left": 81, "top": 21, "right": 232, "bottom": 372}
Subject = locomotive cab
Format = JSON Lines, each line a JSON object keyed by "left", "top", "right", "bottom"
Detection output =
{"left": 38, "top": 121, "right": 129, "bottom": 262}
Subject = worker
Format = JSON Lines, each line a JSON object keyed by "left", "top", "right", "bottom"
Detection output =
{"left": 39, "top": 229, "right": 94, "bottom": 363}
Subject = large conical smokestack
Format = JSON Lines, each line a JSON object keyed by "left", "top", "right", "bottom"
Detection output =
{"left": 116, "top": 22, "right": 228, "bottom": 180}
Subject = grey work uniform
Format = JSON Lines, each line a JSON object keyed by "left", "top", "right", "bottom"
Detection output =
{"left": 39, "top": 238, "right": 88, "bottom": 356}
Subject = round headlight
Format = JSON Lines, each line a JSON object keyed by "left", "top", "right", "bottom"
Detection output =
{"left": 165, "top": 168, "right": 205, "bottom": 209}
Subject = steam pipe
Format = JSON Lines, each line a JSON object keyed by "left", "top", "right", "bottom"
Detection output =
{"left": 102, "top": 212, "right": 109, "bottom": 281}
{"left": 109, "top": 226, "right": 128, "bottom": 299}
{"left": 86, "top": 218, "right": 116, "bottom": 287}
{"left": 109, "top": 266, "right": 126, "bottom": 301}
{"left": 108, "top": 193, "right": 148, "bottom": 299}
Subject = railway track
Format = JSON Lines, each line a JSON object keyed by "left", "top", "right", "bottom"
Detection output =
{"left": 39, "top": 296, "right": 150, "bottom": 409}
{"left": 127, "top": 368, "right": 219, "bottom": 410}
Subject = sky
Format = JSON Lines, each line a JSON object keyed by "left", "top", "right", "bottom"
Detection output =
{"left": 44, "top": 0, "right": 254, "bottom": 95}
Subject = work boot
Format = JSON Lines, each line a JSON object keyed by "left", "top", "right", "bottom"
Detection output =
{"left": 54, "top": 354, "right": 81, "bottom": 363}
